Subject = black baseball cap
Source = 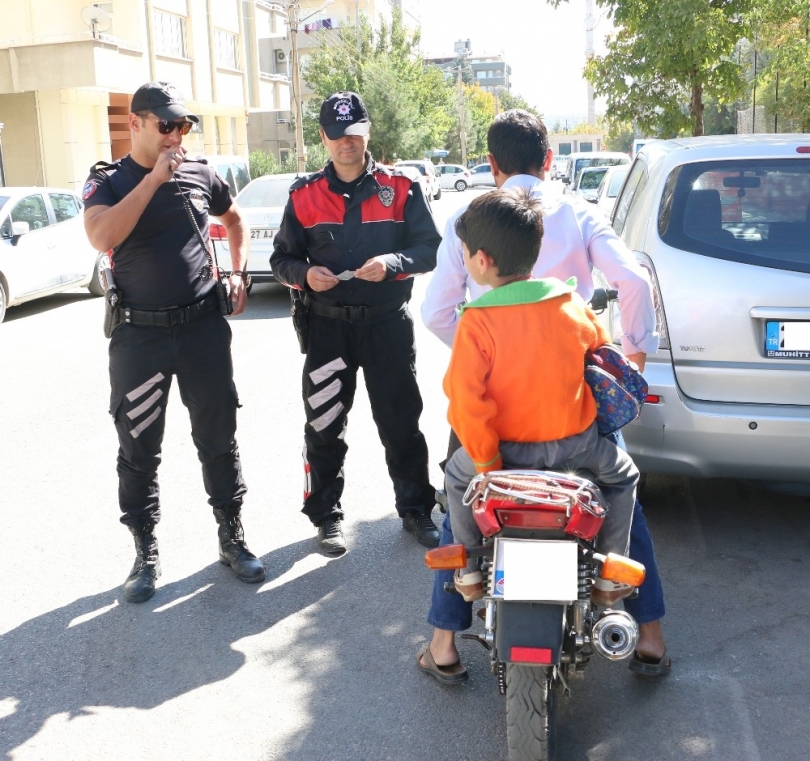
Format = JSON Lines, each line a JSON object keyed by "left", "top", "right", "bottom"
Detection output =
{"left": 319, "top": 92, "right": 370, "bottom": 140}
{"left": 131, "top": 81, "right": 199, "bottom": 123}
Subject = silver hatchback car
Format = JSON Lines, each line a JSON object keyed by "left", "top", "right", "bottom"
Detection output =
{"left": 613, "top": 135, "right": 810, "bottom": 484}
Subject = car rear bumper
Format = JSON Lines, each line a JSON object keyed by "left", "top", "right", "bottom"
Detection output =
{"left": 624, "top": 354, "right": 810, "bottom": 482}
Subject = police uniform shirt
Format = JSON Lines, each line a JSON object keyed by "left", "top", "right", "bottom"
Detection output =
{"left": 82, "top": 156, "right": 232, "bottom": 311}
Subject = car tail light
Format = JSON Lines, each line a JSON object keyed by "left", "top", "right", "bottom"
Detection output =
{"left": 635, "top": 251, "right": 670, "bottom": 350}
{"left": 797, "top": 146, "right": 810, "bottom": 153}
{"left": 210, "top": 222, "right": 227, "bottom": 241}
{"left": 645, "top": 394, "right": 661, "bottom": 404}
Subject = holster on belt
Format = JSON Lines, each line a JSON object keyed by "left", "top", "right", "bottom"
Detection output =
{"left": 289, "top": 288, "right": 309, "bottom": 354}
{"left": 104, "top": 287, "right": 122, "bottom": 339}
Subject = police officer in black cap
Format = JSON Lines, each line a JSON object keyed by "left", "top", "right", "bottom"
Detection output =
{"left": 83, "top": 81, "right": 265, "bottom": 603}
{"left": 271, "top": 91, "right": 441, "bottom": 554}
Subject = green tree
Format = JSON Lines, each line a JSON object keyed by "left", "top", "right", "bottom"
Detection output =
{"left": 497, "top": 91, "right": 543, "bottom": 119}
{"left": 603, "top": 120, "right": 635, "bottom": 153}
{"left": 750, "top": 0, "right": 810, "bottom": 131}
{"left": 561, "top": 0, "right": 752, "bottom": 136}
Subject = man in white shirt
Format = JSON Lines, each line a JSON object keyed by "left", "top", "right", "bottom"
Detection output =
{"left": 417, "top": 110, "right": 670, "bottom": 684}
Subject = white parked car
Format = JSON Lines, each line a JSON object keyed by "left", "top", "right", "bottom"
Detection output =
{"left": 569, "top": 165, "right": 609, "bottom": 203}
{"left": 562, "top": 151, "right": 630, "bottom": 190}
{"left": 394, "top": 160, "right": 441, "bottom": 200}
{"left": 394, "top": 164, "right": 432, "bottom": 205}
{"left": 469, "top": 163, "right": 496, "bottom": 187}
{"left": 593, "top": 165, "right": 630, "bottom": 218}
{"left": 614, "top": 134, "right": 810, "bottom": 484}
{"left": 0, "top": 187, "right": 103, "bottom": 322}
{"left": 210, "top": 172, "right": 298, "bottom": 287}
{"left": 550, "top": 155, "right": 568, "bottom": 180}
{"left": 436, "top": 163, "right": 472, "bottom": 191}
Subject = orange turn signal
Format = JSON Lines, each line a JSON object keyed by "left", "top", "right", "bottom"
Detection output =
{"left": 424, "top": 544, "right": 467, "bottom": 570}
{"left": 600, "top": 553, "right": 646, "bottom": 588}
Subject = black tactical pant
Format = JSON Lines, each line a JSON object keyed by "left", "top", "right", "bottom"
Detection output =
{"left": 108, "top": 311, "right": 245, "bottom": 528}
{"left": 301, "top": 307, "right": 434, "bottom": 526}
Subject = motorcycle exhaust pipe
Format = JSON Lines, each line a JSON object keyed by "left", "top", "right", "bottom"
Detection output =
{"left": 591, "top": 610, "right": 639, "bottom": 661}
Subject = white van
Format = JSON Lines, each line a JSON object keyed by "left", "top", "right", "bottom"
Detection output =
{"left": 204, "top": 154, "right": 251, "bottom": 196}
{"left": 561, "top": 151, "right": 630, "bottom": 191}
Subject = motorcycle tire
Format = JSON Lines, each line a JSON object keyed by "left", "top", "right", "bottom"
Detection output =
{"left": 506, "top": 664, "right": 557, "bottom": 761}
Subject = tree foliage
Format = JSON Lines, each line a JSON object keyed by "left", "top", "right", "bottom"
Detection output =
{"left": 571, "top": 0, "right": 752, "bottom": 137}
{"left": 497, "top": 91, "right": 542, "bottom": 119}
{"left": 750, "top": 0, "right": 810, "bottom": 131}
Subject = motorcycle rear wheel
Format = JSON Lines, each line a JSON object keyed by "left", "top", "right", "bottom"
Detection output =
{"left": 506, "top": 664, "right": 557, "bottom": 761}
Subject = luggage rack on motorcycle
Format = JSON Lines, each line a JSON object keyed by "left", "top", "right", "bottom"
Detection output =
{"left": 462, "top": 470, "right": 608, "bottom": 540}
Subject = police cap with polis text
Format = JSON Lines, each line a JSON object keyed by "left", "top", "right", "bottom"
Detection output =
{"left": 131, "top": 81, "right": 200, "bottom": 123}
{"left": 319, "top": 92, "right": 370, "bottom": 140}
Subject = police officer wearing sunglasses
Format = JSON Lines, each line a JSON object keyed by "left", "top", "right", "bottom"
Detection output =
{"left": 83, "top": 81, "right": 264, "bottom": 603}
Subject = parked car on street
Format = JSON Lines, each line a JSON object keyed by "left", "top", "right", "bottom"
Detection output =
{"left": 569, "top": 165, "right": 610, "bottom": 203}
{"left": 394, "top": 164, "right": 433, "bottom": 205}
{"left": 394, "top": 159, "right": 441, "bottom": 200}
{"left": 210, "top": 172, "right": 298, "bottom": 288}
{"left": 205, "top": 154, "right": 251, "bottom": 196}
{"left": 614, "top": 134, "right": 810, "bottom": 484}
{"left": 435, "top": 163, "right": 472, "bottom": 191}
{"left": 561, "top": 151, "right": 630, "bottom": 189}
{"left": 594, "top": 165, "right": 630, "bottom": 218}
{"left": 550, "top": 154, "right": 568, "bottom": 180}
{"left": 469, "top": 163, "right": 496, "bottom": 187}
{"left": 0, "top": 187, "right": 103, "bottom": 322}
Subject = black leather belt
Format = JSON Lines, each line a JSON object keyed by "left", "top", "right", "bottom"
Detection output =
{"left": 304, "top": 295, "right": 405, "bottom": 322}
{"left": 119, "top": 292, "right": 218, "bottom": 327}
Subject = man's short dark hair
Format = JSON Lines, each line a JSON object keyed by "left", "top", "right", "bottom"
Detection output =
{"left": 455, "top": 188, "right": 544, "bottom": 278}
{"left": 487, "top": 110, "right": 549, "bottom": 176}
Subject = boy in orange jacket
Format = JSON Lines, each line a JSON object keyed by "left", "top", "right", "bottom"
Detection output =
{"left": 440, "top": 188, "right": 638, "bottom": 604}
{"left": 417, "top": 189, "right": 639, "bottom": 684}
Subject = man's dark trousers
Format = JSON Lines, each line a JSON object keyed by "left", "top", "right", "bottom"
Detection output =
{"left": 108, "top": 310, "right": 246, "bottom": 527}
{"left": 301, "top": 308, "right": 434, "bottom": 525}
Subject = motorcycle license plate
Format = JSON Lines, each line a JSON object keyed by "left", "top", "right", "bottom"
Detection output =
{"left": 765, "top": 321, "right": 810, "bottom": 358}
{"left": 250, "top": 228, "right": 274, "bottom": 240}
{"left": 491, "top": 539, "right": 578, "bottom": 602}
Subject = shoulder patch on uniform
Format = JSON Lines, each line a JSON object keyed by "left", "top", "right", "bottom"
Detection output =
{"left": 82, "top": 180, "right": 100, "bottom": 201}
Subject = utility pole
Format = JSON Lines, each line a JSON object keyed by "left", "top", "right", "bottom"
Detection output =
{"left": 288, "top": 4, "right": 307, "bottom": 174}
{"left": 0, "top": 123, "right": 6, "bottom": 187}
{"left": 457, "top": 63, "right": 467, "bottom": 166}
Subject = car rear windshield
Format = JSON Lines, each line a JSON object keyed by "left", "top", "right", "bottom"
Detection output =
{"left": 658, "top": 159, "right": 810, "bottom": 273}
{"left": 238, "top": 178, "right": 294, "bottom": 208}
{"left": 402, "top": 163, "right": 427, "bottom": 176}
{"left": 580, "top": 169, "right": 607, "bottom": 190}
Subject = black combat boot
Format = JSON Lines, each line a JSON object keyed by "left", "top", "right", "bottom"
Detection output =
{"left": 214, "top": 509, "right": 266, "bottom": 583}
{"left": 123, "top": 522, "right": 161, "bottom": 603}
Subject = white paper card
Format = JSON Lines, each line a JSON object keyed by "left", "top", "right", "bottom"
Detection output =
{"left": 335, "top": 270, "right": 355, "bottom": 280}
{"left": 498, "top": 539, "right": 578, "bottom": 602}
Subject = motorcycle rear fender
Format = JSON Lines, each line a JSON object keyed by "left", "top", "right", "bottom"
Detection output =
{"left": 495, "top": 601, "right": 566, "bottom": 665}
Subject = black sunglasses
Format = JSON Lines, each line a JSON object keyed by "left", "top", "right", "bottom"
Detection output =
{"left": 145, "top": 116, "right": 193, "bottom": 135}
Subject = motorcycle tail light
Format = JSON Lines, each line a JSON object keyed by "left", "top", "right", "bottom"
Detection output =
{"left": 494, "top": 507, "right": 567, "bottom": 530}
{"left": 510, "top": 647, "right": 553, "bottom": 665}
{"left": 210, "top": 222, "right": 227, "bottom": 240}
{"left": 424, "top": 544, "right": 467, "bottom": 570}
{"left": 600, "top": 553, "right": 646, "bottom": 588}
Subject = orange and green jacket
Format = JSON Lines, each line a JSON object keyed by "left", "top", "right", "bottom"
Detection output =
{"left": 443, "top": 277, "right": 610, "bottom": 473}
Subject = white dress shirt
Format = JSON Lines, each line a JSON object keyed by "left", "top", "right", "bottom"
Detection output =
{"left": 421, "top": 174, "right": 659, "bottom": 356}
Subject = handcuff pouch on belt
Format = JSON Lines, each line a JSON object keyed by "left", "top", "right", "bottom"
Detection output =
{"left": 104, "top": 287, "right": 122, "bottom": 339}
{"left": 289, "top": 288, "right": 309, "bottom": 354}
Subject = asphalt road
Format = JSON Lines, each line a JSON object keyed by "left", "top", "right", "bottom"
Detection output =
{"left": 1, "top": 184, "right": 809, "bottom": 761}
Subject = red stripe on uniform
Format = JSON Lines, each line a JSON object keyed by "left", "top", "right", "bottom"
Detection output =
{"left": 292, "top": 177, "right": 346, "bottom": 228}
{"left": 361, "top": 176, "right": 411, "bottom": 223}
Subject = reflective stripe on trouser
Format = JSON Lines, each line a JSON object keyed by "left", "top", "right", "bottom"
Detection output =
{"left": 108, "top": 311, "right": 245, "bottom": 527}
{"left": 301, "top": 309, "right": 432, "bottom": 526}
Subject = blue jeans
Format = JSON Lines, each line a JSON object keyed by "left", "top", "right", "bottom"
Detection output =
{"left": 427, "top": 430, "right": 665, "bottom": 631}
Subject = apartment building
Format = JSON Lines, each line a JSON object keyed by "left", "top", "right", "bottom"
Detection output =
{"left": 0, "top": 0, "right": 290, "bottom": 190}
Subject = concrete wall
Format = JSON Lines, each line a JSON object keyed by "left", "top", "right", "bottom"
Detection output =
{"left": 0, "top": 92, "right": 42, "bottom": 186}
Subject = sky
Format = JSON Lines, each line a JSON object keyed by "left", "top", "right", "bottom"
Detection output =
{"left": 416, "top": 0, "right": 612, "bottom": 125}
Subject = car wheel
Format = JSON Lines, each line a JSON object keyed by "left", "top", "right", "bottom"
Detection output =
{"left": 433, "top": 187, "right": 442, "bottom": 201}
{"left": 0, "top": 279, "right": 6, "bottom": 323}
{"left": 454, "top": 180, "right": 467, "bottom": 192}
{"left": 87, "top": 253, "right": 106, "bottom": 297}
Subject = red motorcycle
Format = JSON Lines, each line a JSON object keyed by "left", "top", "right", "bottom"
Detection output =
{"left": 425, "top": 469, "right": 646, "bottom": 761}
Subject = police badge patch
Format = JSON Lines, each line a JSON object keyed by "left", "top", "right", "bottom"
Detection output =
{"left": 189, "top": 188, "right": 206, "bottom": 213}
{"left": 82, "top": 180, "right": 99, "bottom": 201}
{"left": 378, "top": 186, "right": 395, "bottom": 207}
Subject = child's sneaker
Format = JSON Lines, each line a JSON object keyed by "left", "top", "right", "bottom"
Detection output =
{"left": 591, "top": 577, "right": 633, "bottom": 607}
{"left": 454, "top": 570, "right": 484, "bottom": 602}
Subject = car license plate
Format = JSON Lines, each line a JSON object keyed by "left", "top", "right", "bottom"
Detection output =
{"left": 765, "top": 321, "right": 810, "bottom": 358}
{"left": 250, "top": 228, "right": 274, "bottom": 240}
{"left": 491, "top": 539, "right": 578, "bottom": 602}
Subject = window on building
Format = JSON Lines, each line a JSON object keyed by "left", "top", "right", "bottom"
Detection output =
{"left": 154, "top": 11, "right": 187, "bottom": 58}
{"left": 558, "top": 143, "right": 572, "bottom": 156}
{"left": 580, "top": 141, "right": 593, "bottom": 152}
{"left": 215, "top": 28, "right": 239, "bottom": 69}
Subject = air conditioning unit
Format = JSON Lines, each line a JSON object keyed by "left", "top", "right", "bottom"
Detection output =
{"left": 276, "top": 50, "right": 287, "bottom": 63}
